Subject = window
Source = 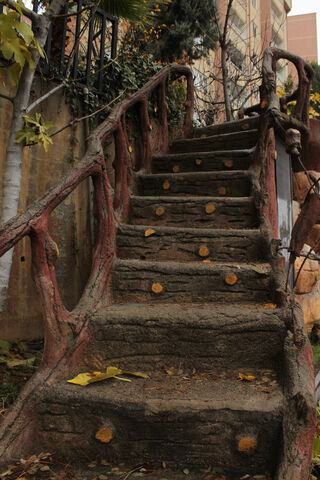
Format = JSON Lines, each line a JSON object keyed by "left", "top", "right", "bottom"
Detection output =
{"left": 252, "top": 22, "right": 257, "bottom": 38}
{"left": 252, "top": 0, "right": 257, "bottom": 8}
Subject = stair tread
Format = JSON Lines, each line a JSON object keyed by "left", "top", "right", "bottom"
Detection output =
{"left": 49, "top": 367, "right": 283, "bottom": 411}
{"left": 118, "top": 223, "right": 260, "bottom": 236}
{"left": 65, "top": 465, "right": 271, "bottom": 480}
{"left": 131, "top": 195, "right": 255, "bottom": 202}
{"left": 193, "top": 116, "right": 260, "bottom": 137}
{"left": 137, "top": 170, "right": 251, "bottom": 179}
{"left": 115, "top": 257, "right": 271, "bottom": 273}
{"left": 173, "top": 128, "right": 258, "bottom": 143}
{"left": 153, "top": 148, "right": 254, "bottom": 160}
{"left": 93, "top": 302, "right": 283, "bottom": 330}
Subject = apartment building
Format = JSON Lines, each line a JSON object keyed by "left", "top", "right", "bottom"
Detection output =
{"left": 194, "top": 0, "right": 292, "bottom": 123}
{"left": 287, "top": 13, "right": 318, "bottom": 84}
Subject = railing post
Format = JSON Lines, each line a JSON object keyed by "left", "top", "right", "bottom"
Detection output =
{"left": 183, "top": 71, "right": 195, "bottom": 138}
{"left": 157, "top": 79, "right": 169, "bottom": 152}
{"left": 139, "top": 96, "right": 152, "bottom": 172}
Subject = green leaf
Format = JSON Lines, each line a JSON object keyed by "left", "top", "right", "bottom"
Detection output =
{"left": 0, "top": 339, "right": 11, "bottom": 353}
{"left": 6, "top": 356, "right": 35, "bottom": 368}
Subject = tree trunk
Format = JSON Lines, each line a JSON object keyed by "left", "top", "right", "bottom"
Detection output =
{"left": 0, "top": 0, "right": 67, "bottom": 314}
{"left": 221, "top": 44, "right": 233, "bottom": 122}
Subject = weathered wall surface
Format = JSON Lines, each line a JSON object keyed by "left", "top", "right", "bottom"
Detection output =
{"left": 0, "top": 77, "right": 93, "bottom": 341}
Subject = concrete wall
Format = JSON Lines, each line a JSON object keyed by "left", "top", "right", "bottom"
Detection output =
{"left": 0, "top": 77, "right": 93, "bottom": 341}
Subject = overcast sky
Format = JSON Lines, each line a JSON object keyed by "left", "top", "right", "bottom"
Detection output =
{"left": 289, "top": 0, "right": 320, "bottom": 62}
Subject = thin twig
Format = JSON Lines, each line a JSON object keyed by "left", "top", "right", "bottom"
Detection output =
{"left": 26, "top": 81, "right": 67, "bottom": 113}
{"left": 3, "top": 0, "right": 38, "bottom": 21}
{"left": 0, "top": 93, "right": 14, "bottom": 103}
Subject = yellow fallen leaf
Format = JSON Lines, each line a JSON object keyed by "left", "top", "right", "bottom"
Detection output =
{"left": 264, "top": 303, "right": 277, "bottom": 309}
{"left": 144, "top": 229, "right": 156, "bottom": 237}
{"left": 68, "top": 366, "right": 149, "bottom": 386}
{"left": 128, "top": 145, "right": 133, "bottom": 153}
{"left": 95, "top": 427, "right": 113, "bottom": 443}
{"left": 239, "top": 373, "right": 256, "bottom": 382}
{"left": 166, "top": 369, "right": 174, "bottom": 375}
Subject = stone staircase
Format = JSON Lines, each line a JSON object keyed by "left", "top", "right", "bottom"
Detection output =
{"left": 37, "top": 116, "right": 290, "bottom": 479}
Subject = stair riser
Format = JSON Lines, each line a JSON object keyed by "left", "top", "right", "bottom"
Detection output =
{"left": 117, "top": 230, "right": 266, "bottom": 262}
{"left": 152, "top": 152, "right": 252, "bottom": 173}
{"left": 86, "top": 317, "right": 285, "bottom": 372}
{"left": 137, "top": 174, "right": 251, "bottom": 197}
{"left": 130, "top": 198, "right": 258, "bottom": 229}
{"left": 113, "top": 264, "right": 272, "bottom": 303}
{"left": 170, "top": 131, "right": 258, "bottom": 154}
{"left": 37, "top": 396, "right": 281, "bottom": 475}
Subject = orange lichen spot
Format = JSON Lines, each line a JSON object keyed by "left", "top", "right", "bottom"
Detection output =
{"left": 155, "top": 206, "right": 165, "bottom": 216}
{"left": 149, "top": 124, "right": 153, "bottom": 131}
{"left": 163, "top": 180, "right": 170, "bottom": 190}
{"left": 225, "top": 273, "right": 238, "bottom": 286}
{"left": 237, "top": 437, "right": 257, "bottom": 455}
{"left": 152, "top": 283, "right": 163, "bottom": 294}
{"left": 95, "top": 427, "right": 113, "bottom": 444}
{"left": 224, "top": 160, "right": 233, "bottom": 168}
{"left": 260, "top": 100, "right": 267, "bottom": 109}
{"left": 128, "top": 145, "right": 133, "bottom": 153}
{"left": 195, "top": 159, "right": 202, "bottom": 166}
{"left": 154, "top": 105, "right": 158, "bottom": 113}
{"left": 205, "top": 203, "right": 216, "bottom": 214}
{"left": 185, "top": 100, "right": 191, "bottom": 107}
{"left": 200, "top": 134, "right": 206, "bottom": 138}
{"left": 241, "top": 123, "right": 249, "bottom": 130}
{"left": 218, "top": 187, "right": 227, "bottom": 196}
{"left": 274, "top": 150, "right": 277, "bottom": 160}
{"left": 144, "top": 229, "right": 156, "bottom": 237}
{"left": 202, "top": 259, "right": 211, "bottom": 263}
{"left": 55, "top": 242, "right": 59, "bottom": 257}
{"left": 173, "top": 165, "right": 180, "bottom": 173}
{"left": 198, "top": 246, "right": 209, "bottom": 257}
{"left": 264, "top": 303, "right": 277, "bottom": 309}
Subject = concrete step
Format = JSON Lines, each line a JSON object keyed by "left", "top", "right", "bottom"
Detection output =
{"left": 86, "top": 302, "right": 286, "bottom": 372}
{"left": 192, "top": 116, "right": 260, "bottom": 138}
{"left": 37, "top": 367, "right": 283, "bottom": 476}
{"left": 152, "top": 149, "right": 253, "bottom": 174}
{"left": 129, "top": 195, "right": 258, "bottom": 229}
{"left": 60, "top": 464, "right": 271, "bottom": 480}
{"left": 117, "top": 224, "right": 267, "bottom": 262}
{"left": 170, "top": 129, "right": 258, "bottom": 154}
{"left": 112, "top": 259, "right": 273, "bottom": 304}
{"left": 136, "top": 171, "right": 252, "bottom": 197}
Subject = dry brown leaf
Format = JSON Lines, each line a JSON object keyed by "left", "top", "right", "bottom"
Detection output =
{"left": 224, "top": 160, "right": 233, "bottom": 168}
{"left": 218, "top": 186, "right": 227, "bottom": 195}
{"left": 173, "top": 165, "right": 180, "bottom": 173}
{"left": 95, "top": 427, "right": 113, "bottom": 444}
{"left": 152, "top": 283, "right": 163, "bottom": 294}
{"left": 144, "top": 229, "right": 156, "bottom": 237}
{"left": 225, "top": 274, "right": 238, "bottom": 286}
{"left": 195, "top": 159, "right": 202, "bottom": 165}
